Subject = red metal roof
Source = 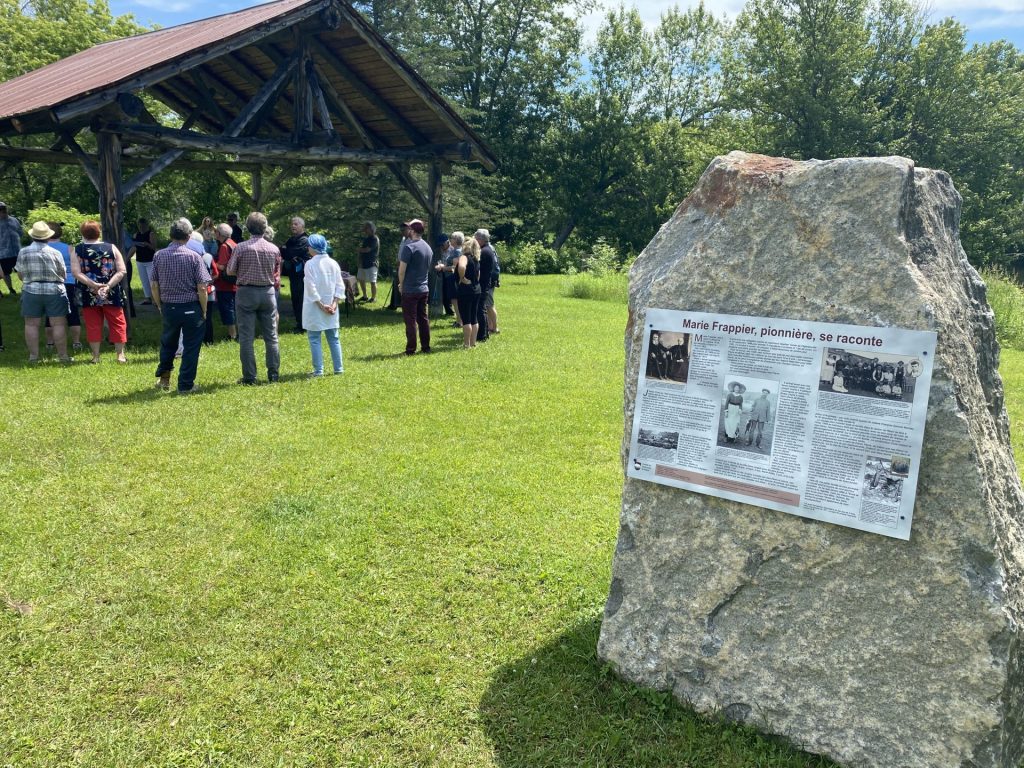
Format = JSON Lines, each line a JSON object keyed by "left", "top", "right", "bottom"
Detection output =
{"left": 0, "top": 0, "right": 317, "bottom": 121}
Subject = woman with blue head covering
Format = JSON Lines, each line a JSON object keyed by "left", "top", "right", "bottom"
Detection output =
{"left": 302, "top": 233, "right": 345, "bottom": 376}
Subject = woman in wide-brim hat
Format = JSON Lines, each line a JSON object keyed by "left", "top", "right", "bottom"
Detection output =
{"left": 15, "top": 220, "right": 73, "bottom": 363}
{"left": 724, "top": 381, "right": 746, "bottom": 442}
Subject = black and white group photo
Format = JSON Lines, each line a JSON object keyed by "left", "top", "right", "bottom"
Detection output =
{"left": 716, "top": 376, "right": 778, "bottom": 455}
{"left": 644, "top": 329, "right": 690, "bottom": 384}
{"left": 637, "top": 427, "right": 680, "bottom": 454}
{"left": 819, "top": 348, "right": 923, "bottom": 403}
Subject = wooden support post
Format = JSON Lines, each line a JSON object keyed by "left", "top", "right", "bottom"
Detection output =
{"left": 261, "top": 166, "right": 300, "bottom": 206}
{"left": 97, "top": 130, "right": 125, "bottom": 252}
{"left": 62, "top": 131, "right": 101, "bottom": 191}
{"left": 96, "top": 128, "right": 133, "bottom": 330}
{"left": 219, "top": 170, "right": 253, "bottom": 205}
{"left": 428, "top": 161, "right": 443, "bottom": 251}
{"left": 293, "top": 32, "right": 313, "bottom": 143}
{"left": 427, "top": 162, "right": 444, "bottom": 313}
{"left": 252, "top": 168, "right": 263, "bottom": 210}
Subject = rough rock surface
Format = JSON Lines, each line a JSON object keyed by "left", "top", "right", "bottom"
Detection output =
{"left": 598, "top": 152, "right": 1024, "bottom": 768}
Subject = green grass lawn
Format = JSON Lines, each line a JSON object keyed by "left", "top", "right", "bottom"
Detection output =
{"left": 5, "top": 274, "right": 984, "bottom": 768}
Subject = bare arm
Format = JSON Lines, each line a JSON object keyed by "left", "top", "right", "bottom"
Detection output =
{"left": 108, "top": 246, "right": 127, "bottom": 287}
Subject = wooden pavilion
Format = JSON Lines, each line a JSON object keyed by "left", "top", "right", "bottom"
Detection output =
{"left": 0, "top": 0, "right": 497, "bottom": 251}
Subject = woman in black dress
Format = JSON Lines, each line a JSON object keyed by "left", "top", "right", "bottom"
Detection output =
{"left": 456, "top": 232, "right": 481, "bottom": 349}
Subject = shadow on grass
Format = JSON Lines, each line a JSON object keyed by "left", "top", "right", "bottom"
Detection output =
{"left": 84, "top": 370, "right": 330, "bottom": 404}
{"left": 479, "top": 617, "right": 838, "bottom": 768}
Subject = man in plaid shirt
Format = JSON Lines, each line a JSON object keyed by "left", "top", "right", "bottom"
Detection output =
{"left": 227, "top": 211, "right": 282, "bottom": 385}
{"left": 150, "top": 217, "right": 211, "bottom": 393}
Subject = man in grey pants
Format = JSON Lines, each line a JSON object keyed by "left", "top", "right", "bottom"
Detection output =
{"left": 226, "top": 212, "right": 282, "bottom": 385}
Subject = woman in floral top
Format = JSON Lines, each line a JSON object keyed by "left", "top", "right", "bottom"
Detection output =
{"left": 71, "top": 220, "right": 128, "bottom": 363}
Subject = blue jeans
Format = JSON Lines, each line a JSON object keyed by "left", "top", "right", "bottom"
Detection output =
{"left": 156, "top": 301, "right": 204, "bottom": 391}
{"left": 308, "top": 328, "right": 343, "bottom": 374}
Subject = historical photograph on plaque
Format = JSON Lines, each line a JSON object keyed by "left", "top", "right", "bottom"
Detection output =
{"left": 716, "top": 377, "right": 778, "bottom": 456}
{"left": 637, "top": 428, "right": 680, "bottom": 462}
{"left": 627, "top": 308, "right": 936, "bottom": 539}
{"left": 861, "top": 455, "right": 911, "bottom": 506}
{"left": 644, "top": 329, "right": 690, "bottom": 384}
{"left": 819, "top": 348, "right": 924, "bottom": 403}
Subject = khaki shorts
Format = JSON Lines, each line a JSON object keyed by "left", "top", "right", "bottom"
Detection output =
{"left": 357, "top": 267, "right": 378, "bottom": 283}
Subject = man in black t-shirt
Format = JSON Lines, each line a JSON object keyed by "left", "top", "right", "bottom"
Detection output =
{"left": 281, "top": 216, "right": 310, "bottom": 333}
{"left": 226, "top": 212, "right": 243, "bottom": 244}
{"left": 356, "top": 221, "right": 380, "bottom": 303}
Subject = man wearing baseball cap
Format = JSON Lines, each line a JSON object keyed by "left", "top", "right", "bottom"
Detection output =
{"left": 0, "top": 202, "right": 23, "bottom": 296}
{"left": 397, "top": 218, "right": 432, "bottom": 354}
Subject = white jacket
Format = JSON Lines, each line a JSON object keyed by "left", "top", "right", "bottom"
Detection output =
{"left": 302, "top": 253, "right": 345, "bottom": 331}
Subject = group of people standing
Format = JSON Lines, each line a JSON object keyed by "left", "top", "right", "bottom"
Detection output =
{"left": 3, "top": 215, "right": 129, "bottom": 364}
{"left": 822, "top": 354, "right": 919, "bottom": 399}
{"left": 433, "top": 226, "right": 500, "bottom": 350}
{"left": 1, "top": 203, "right": 503, "bottom": 391}
{"left": 150, "top": 212, "right": 348, "bottom": 392}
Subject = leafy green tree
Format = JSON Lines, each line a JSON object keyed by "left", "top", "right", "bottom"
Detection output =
{"left": 541, "top": 7, "right": 658, "bottom": 251}
{"left": 0, "top": 0, "right": 144, "bottom": 217}
{"left": 654, "top": 2, "right": 726, "bottom": 124}
{"left": 0, "top": 0, "right": 142, "bottom": 81}
{"left": 728, "top": 0, "right": 877, "bottom": 158}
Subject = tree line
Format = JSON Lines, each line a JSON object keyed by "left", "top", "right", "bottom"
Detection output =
{"left": 2, "top": 0, "right": 1022, "bottom": 270}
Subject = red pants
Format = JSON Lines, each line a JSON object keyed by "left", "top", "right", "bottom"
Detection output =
{"left": 401, "top": 292, "right": 430, "bottom": 354}
{"left": 82, "top": 305, "right": 127, "bottom": 343}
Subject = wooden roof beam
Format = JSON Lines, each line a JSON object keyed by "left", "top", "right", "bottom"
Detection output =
{"left": 0, "top": 142, "right": 268, "bottom": 172}
{"left": 336, "top": 3, "right": 496, "bottom": 171}
{"left": 189, "top": 68, "right": 232, "bottom": 128}
{"left": 60, "top": 130, "right": 101, "bottom": 190}
{"left": 307, "top": 37, "right": 428, "bottom": 146}
{"left": 124, "top": 53, "right": 299, "bottom": 197}
{"left": 219, "top": 49, "right": 295, "bottom": 136}
{"left": 148, "top": 81, "right": 221, "bottom": 134}
{"left": 98, "top": 122, "right": 474, "bottom": 165}
{"left": 311, "top": 60, "right": 378, "bottom": 149}
{"left": 225, "top": 47, "right": 301, "bottom": 137}
{"left": 307, "top": 61, "right": 335, "bottom": 138}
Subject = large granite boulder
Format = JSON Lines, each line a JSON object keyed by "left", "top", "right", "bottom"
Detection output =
{"left": 598, "top": 152, "right": 1024, "bottom": 767}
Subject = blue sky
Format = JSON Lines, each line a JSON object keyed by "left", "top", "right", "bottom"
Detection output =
{"left": 110, "top": 0, "right": 1024, "bottom": 51}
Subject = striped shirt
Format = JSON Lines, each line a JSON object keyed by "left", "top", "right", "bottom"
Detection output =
{"left": 227, "top": 237, "right": 281, "bottom": 287}
{"left": 151, "top": 242, "right": 211, "bottom": 304}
